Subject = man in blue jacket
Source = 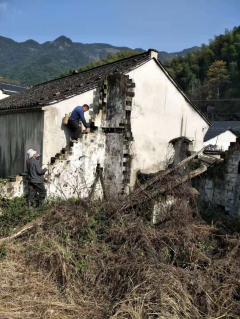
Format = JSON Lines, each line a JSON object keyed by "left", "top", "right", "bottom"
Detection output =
{"left": 68, "top": 104, "right": 90, "bottom": 142}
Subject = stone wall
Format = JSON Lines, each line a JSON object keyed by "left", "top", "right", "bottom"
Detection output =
{"left": 199, "top": 139, "right": 240, "bottom": 217}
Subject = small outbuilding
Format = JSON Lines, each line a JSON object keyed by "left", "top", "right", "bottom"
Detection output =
{"left": 204, "top": 121, "right": 240, "bottom": 151}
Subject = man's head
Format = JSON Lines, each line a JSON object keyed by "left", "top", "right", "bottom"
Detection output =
{"left": 83, "top": 104, "right": 89, "bottom": 112}
{"left": 27, "top": 149, "right": 37, "bottom": 159}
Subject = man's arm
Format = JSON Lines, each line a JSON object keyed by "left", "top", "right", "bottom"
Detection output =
{"left": 35, "top": 161, "right": 47, "bottom": 175}
{"left": 78, "top": 107, "right": 89, "bottom": 129}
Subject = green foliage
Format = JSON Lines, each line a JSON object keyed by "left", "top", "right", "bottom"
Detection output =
{"left": 0, "top": 35, "right": 142, "bottom": 86}
{"left": 164, "top": 26, "right": 240, "bottom": 100}
{"left": 0, "top": 197, "right": 49, "bottom": 237}
{"left": 56, "top": 50, "right": 139, "bottom": 78}
{"left": 0, "top": 76, "right": 20, "bottom": 86}
{"left": 0, "top": 178, "right": 9, "bottom": 185}
{"left": 0, "top": 242, "right": 7, "bottom": 259}
{"left": 207, "top": 60, "right": 230, "bottom": 99}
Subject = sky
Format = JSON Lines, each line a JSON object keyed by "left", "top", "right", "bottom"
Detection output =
{"left": 0, "top": 0, "right": 239, "bottom": 52}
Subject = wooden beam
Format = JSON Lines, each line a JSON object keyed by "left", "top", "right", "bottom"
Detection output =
{"left": 120, "top": 165, "right": 207, "bottom": 211}
{"left": 133, "top": 147, "right": 205, "bottom": 197}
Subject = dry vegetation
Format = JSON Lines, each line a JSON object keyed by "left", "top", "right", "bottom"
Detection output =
{"left": 0, "top": 183, "right": 240, "bottom": 319}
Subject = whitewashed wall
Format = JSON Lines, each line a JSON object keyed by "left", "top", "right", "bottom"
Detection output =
{"left": 0, "top": 90, "right": 9, "bottom": 100}
{"left": 42, "top": 58, "right": 209, "bottom": 194}
{"left": 204, "top": 130, "right": 237, "bottom": 151}
{"left": 42, "top": 89, "right": 97, "bottom": 165}
{"left": 127, "top": 59, "right": 209, "bottom": 187}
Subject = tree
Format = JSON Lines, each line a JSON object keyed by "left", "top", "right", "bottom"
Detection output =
{"left": 207, "top": 61, "right": 230, "bottom": 99}
{"left": 164, "top": 26, "right": 240, "bottom": 100}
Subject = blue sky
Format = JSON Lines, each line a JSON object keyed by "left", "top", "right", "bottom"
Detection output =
{"left": 0, "top": 0, "right": 239, "bottom": 52}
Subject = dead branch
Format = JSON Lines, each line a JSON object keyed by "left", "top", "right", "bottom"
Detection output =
{"left": 120, "top": 165, "right": 207, "bottom": 210}
{"left": 134, "top": 147, "right": 205, "bottom": 196}
{"left": 0, "top": 217, "right": 42, "bottom": 243}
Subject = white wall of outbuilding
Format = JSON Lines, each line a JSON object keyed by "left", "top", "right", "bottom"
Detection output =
{"left": 204, "top": 130, "right": 237, "bottom": 151}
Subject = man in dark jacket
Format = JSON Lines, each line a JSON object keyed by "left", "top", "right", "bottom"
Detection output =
{"left": 26, "top": 149, "right": 47, "bottom": 209}
{"left": 68, "top": 104, "right": 90, "bottom": 142}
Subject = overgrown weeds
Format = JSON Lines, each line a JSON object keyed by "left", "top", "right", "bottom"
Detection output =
{"left": 0, "top": 186, "right": 240, "bottom": 318}
{"left": 0, "top": 197, "right": 52, "bottom": 237}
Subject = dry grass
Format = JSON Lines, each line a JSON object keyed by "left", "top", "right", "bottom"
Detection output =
{"left": 0, "top": 242, "right": 82, "bottom": 318}
{"left": 0, "top": 184, "right": 240, "bottom": 318}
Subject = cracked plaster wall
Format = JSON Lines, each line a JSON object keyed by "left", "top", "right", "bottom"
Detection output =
{"left": 127, "top": 59, "right": 209, "bottom": 189}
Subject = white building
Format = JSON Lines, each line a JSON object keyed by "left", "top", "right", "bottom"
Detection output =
{"left": 204, "top": 121, "right": 240, "bottom": 151}
{"left": 0, "top": 49, "right": 210, "bottom": 199}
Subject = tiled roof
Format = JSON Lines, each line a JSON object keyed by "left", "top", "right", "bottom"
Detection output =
{"left": 0, "top": 49, "right": 211, "bottom": 125}
{"left": 0, "top": 83, "right": 25, "bottom": 93}
{"left": 204, "top": 121, "right": 240, "bottom": 141}
{"left": 0, "top": 51, "right": 151, "bottom": 110}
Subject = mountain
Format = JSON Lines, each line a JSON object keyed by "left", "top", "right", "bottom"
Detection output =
{"left": 0, "top": 35, "right": 200, "bottom": 86}
{"left": 158, "top": 46, "right": 201, "bottom": 62}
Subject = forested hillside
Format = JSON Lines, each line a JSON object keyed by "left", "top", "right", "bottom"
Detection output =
{"left": 0, "top": 34, "right": 200, "bottom": 86}
{"left": 0, "top": 76, "right": 20, "bottom": 86}
{"left": 0, "top": 35, "right": 142, "bottom": 86}
{"left": 56, "top": 50, "right": 140, "bottom": 78}
{"left": 164, "top": 26, "right": 240, "bottom": 100}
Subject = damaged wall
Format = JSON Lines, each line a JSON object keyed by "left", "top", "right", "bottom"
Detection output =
{"left": 42, "top": 89, "right": 98, "bottom": 165}
{"left": 199, "top": 139, "right": 240, "bottom": 217}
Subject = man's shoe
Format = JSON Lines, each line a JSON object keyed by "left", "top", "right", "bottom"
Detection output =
{"left": 70, "top": 138, "right": 78, "bottom": 143}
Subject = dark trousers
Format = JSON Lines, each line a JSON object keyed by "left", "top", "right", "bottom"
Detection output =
{"left": 28, "top": 182, "right": 47, "bottom": 202}
{"left": 68, "top": 119, "right": 81, "bottom": 140}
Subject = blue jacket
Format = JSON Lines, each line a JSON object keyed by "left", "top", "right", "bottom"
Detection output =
{"left": 69, "top": 106, "right": 89, "bottom": 128}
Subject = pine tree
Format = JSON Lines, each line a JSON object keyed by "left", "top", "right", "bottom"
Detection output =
{"left": 207, "top": 61, "right": 230, "bottom": 99}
